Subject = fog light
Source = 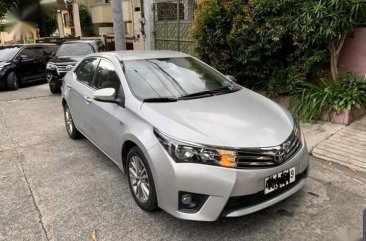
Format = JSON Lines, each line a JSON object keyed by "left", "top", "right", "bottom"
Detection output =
{"left": 181, "top": 194, "right": 192, "bottom": 205}
{"left": 178, "top": 191, "right": 209, "bottom": 213}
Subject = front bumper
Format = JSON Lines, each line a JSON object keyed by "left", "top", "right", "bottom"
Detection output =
{"left": 145, "top": 140, "right": 309, "bottom": 221}
{"left": 46, "top": 70, "right": 66, "bottom": 87}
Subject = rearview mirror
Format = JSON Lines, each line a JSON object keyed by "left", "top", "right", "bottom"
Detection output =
{"left": 92, "top": 88, "right": 116, "bottom": 103}
{"left": 226, "top": 75, "right": 237, "bottom": 83}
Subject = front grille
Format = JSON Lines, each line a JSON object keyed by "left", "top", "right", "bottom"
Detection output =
{"left": 236, "top": 132, "right": 302, "bottom": 168}
{"left": 221, "top": 168, "right": 308, "bottom": 216}
{"left": 55, "top": 62, "right": 76, "bottom": 73}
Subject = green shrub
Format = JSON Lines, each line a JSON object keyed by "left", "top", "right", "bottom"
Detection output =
{"left": 290, "top": 73, "right": 366, "bottom": 120}
{"left": 79, "top": 4, "right": 94, "bottom": 37}
{"left": 193, "top": 0, "right": 328, "bottom": 90}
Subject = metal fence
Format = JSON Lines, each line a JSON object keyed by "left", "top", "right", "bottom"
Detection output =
{"left": 153, "top": 0, "right": 197, "bottom": 55}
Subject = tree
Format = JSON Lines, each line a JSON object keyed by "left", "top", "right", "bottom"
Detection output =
{"left": 79, "top": 4, "right": 94, "bottom": 37}
{"left": 0, "top": 0, "right": 15, "bottom": 19}
{"left": 294, "top": 0, "right": 366, "bottom": 80}
{"left": 193, "top": 0, "right": 325, "bottom": 91}
{"left": 39, "top": 7, "right": 57, "bottom": 37}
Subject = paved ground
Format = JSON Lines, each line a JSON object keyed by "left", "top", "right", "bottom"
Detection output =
{"left": 313, "top": 116, "right": 366, "bottom": 172}
{"left": 0, "top": 84, "right": 366, "bottom": 241}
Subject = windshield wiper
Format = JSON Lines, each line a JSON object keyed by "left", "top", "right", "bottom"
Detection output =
{"left": 178, "top": 86, "right": 238, "bottom": 100}
{"left": 143, "top": 97, "right": 178, "bottom": 103}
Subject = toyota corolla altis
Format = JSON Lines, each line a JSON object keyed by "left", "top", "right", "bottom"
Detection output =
{"left": 61, "top": 51, "right": 309, "bottom": 221}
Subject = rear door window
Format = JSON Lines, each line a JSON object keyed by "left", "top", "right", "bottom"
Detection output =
{"left": 74, "top": 58, "right": 99, "bottom": 86}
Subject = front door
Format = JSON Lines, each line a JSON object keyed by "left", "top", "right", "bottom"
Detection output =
{"left": 87, "top": 58, "right": 125, "bottom": 161}
{"left": 15, "top": 47, "right": 38, "bottom": 83}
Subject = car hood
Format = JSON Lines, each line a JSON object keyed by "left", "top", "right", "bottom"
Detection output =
{"left": 140, "top": 89, "right": 294, "bottom": 148}
{"left": 49, "top": 56, "right": 82, "bottom": 64}
{"left": 0, "top": 60, "right": 10, "bottom": 66}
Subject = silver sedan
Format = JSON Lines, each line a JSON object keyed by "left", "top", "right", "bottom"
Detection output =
{"left": 61, "top": 51, "right": 309, "bottom": 221}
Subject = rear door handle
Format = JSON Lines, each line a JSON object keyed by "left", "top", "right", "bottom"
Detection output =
{"left": 66, "top": 84, "right": 72, "bottom": 90}
{"left": 84, "top": 96, "right": 92, "bottom": 104}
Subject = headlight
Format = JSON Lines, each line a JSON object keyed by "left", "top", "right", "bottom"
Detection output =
{"left": 154, "top": 128, "right": 237, "bottom": 168}
{"left": 292, "top": 113, "right": 302, "bottom": 142}
{"left": 46, "top": 62, "right": 57, "bottom": 69}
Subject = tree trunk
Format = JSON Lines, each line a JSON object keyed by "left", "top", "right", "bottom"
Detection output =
{"left": 329, "top": 35, "right": 347, "bottom": 81}
{"left": 111, "top": 0, "right": 126, "bottom": 51}
{"left": 330, "top": 44, "right": 338, "bottom": 81}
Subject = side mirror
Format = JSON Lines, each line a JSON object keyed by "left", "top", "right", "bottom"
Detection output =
{"left": 92, "top": 88, "right": 116, "bottom": 103}
{"left": 226, "top": 75, "right": 237, "bottom": 83}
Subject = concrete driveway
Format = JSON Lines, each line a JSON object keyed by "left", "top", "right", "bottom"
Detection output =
{"left": 0, "top": 84, "right": 365, "bottom": 241}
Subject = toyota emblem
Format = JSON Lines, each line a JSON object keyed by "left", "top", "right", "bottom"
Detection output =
{"left": 274, "top": 141, "right": 292, "bottom": 163}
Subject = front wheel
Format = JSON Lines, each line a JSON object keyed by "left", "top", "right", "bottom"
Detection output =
{"left": 6, "top": 72, "right": 19, "bottom": 91}
{"left": 63, "top": 104, "right": 82, "bottom": 139}
{"left": 127, "top": 147, "right": 158, "bottom": 212}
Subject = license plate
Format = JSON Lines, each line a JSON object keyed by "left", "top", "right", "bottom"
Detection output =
{"left": 264, "top": 167, "right": 296, "bottom": 194}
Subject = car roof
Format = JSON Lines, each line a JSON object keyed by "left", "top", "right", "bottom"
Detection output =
{"left": 64, "top": 40, "right": 99, "bottom": 44}
{"left": 0, "top": 43, "right": 57, "bottom": 48}
{"left": 91, "top": 50, "right": 189, "bottom": 61}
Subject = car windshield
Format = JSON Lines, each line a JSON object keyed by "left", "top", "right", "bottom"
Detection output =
{"left": 0, "top": 46, "right": 21, "bottom": 61}
{"left": 56, "top": 43, "right": 94, "bottom": 56}
{"left": 122, "top": 57, "right": 239, "bottom": 100}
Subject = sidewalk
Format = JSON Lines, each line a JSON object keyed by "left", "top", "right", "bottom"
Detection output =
{"left": 303, "top": 115, "right": 366, "bottom": 172}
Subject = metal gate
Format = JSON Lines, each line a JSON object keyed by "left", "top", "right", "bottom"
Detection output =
{"left": 153, "top": 0, "right": 196, "bottom": 55}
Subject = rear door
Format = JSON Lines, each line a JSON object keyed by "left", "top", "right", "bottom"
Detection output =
{"left": 32, "top": 46, "right": 49, "bottom": 81}
{"left": 67, "top": 57, "right": 99, "bottom": 135}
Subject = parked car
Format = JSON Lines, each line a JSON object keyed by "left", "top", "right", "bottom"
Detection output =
{"left": 61, "top": 51, "right": 309, "bottom": 221}
{"left": 46, "top": 40, "right": 103, "bottom": 94}
{"left": 0, "top": 44, "right": 58, "bottom": 91}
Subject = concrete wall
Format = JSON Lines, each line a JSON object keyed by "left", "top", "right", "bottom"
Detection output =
{"left": 90, "top": 3, "right": 113, "bottom": 23}
{"left": 339, "top": 27, "right": 366, "bottom": 76}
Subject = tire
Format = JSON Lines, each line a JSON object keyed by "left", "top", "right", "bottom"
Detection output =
{"left": 6, "top": 72, "right": 19, "bottom": 91}
{"left": 127, "top": 146, "right": 158, "bottom": 212}
{"left": 49, "top": 84, "right": 61, "bottom": 94}
{"left": 63, "top": 104, "right": 82, "bottom": 139}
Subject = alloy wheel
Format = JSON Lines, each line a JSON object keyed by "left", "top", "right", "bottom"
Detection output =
{"left": 128, "top": 156, "right": 150, "bottom": 203}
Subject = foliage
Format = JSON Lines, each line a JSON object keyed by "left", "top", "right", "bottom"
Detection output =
{"left": 193, "top": 0, "right": 328, "bottom": 91}
{"left": 79, "top": 4, "right": 95, "bottom": 37}
{"left": 1, "top": 0, "right": 58, "bottom": 37}
{"left": 290, "top": 73, "right": 366, "bottom": 120}
{"left": 0, "top": 0, "right": 15, "bottom": 19}
{"left": 39, "top": 7, "right": 57, "bottom": 37}
{"left": 293, "top": 0, "right": 366, "bottom": 80}
{"left": 193, "top": 0, "right": 366, "bottom": 96}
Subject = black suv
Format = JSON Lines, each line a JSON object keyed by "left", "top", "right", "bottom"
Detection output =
{"left": 46, "top": 40, "right": 103, "bottom": 93}
{"left": 0, "top": 44, "right": 58, "bottom": 91}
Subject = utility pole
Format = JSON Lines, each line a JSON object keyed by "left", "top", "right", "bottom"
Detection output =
{"left": 111, "top": 0, "right": 126, "bottom": 50}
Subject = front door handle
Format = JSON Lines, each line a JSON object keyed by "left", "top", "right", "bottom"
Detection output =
{"left": 66, "top": 84, "right": 72, "bottom": 90}
{"left": 84, "top": 96, "right": 92, "bottom": 104}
